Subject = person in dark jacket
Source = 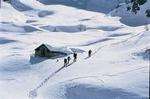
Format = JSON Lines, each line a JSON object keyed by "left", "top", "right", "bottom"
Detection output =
{"left": 73, "top": 53, "right": 77, "bottom": 62}
{"left": 67, "top": 56, "right": 71, "bottom": 64}
{"left": 88, "top": 50, "right": 92, "bottom": 57}
{"left": 64, "top": 58, "right": 67, "bottom": 66}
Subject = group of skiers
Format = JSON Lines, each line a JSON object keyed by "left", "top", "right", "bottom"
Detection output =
{"left": 63, "top": 50, "right": 92, "bottom": 67}
{"left": 63, "top": 56, "right": 70, "bottom": 66}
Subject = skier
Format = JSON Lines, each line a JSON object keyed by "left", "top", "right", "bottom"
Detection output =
{"left": 67, "top": 56, "right": 71, "bottom": 64}
{"left": 88, "top": 50, "right": 92, "bottom": 57}
{"left": 64, "top": 58, "right": 67, "bottom": 67}
{"left": 73, "top": 53, "right": 77, "bottom": 62}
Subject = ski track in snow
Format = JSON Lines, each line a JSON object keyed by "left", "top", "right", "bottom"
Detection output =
{"left": 85, "top": 32, "right": 143, "bottom": 60}
{"left": 29, "top": 31, "right": 144, "bottom": 98}
{"left": 29, "top": 61, "right": 75, "bottom": 98}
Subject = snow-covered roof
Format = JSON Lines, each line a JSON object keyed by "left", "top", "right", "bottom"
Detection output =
{"left": 36, "top": 44, "right": 73, "bottom": 54}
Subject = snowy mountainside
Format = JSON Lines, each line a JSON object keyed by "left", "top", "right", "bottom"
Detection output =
{"left": 8, "top": 0, "right": 150, "bottom": 27}
{"left": 0, "top": 0, "right": 149, "bottom": 99}
{"left": 110, "top": 0, "right": 150, "bottom": 26}
{"left": 0, "top": 2, "right": 26, "bottom": 22}
{"left": 37, "top": 0, "right": 120, "bottom": 13}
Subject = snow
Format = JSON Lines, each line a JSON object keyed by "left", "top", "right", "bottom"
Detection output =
{"left": 38, "top": 0, "right": 120, "bottom": 14}
{"left": 110, "top": 0, "right": 150, "bottom": 26}
{"left": 0, "top": 0, "right": 149, "bottom": 99}
{"left": 0, "top": 22, "right": 39, "bottom": 33}
{"left": 40, "top": 24, "right": 86, "bottom": 33}
{"left": 0, "top": 2, "right": 26, "bottom": 22}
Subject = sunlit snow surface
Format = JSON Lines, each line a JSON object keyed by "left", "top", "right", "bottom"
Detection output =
{"left": 0, "top": 0, "right": 149, "bottom": 99}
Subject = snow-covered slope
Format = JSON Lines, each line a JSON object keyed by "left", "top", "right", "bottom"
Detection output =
{"left": 0, "top": 0, "right": 149, "bottom": 99}
{"left": 0, "top": 2, "right": 26, "bottom": 22}
{"left": 110, "top": 0, "right": 150, "bottom": 26}
{"left": 37, "top": 0, "right": 120, "bottom": 13}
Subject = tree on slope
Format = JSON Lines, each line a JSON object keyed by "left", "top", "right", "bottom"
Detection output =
{"left": 127, "top": 0, "right": 147, "bottom": 14}
{"left": 145, "top": 9, "right": 150, "bottom": 17}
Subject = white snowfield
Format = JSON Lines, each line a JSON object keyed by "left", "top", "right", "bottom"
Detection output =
{"left": 0, "top": 0, "right": 149, "bottom": 99}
